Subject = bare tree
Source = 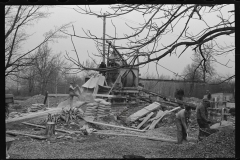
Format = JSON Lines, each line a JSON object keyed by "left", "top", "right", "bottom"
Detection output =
{"left": 192, "top": 44, "right": 216, "bottom": 82}
{"left": 32, "top": 43, "right": 62, "bottom": 94}
{"left": 182, "top": 64, "right": 202, "bottom": 82}
{"left": 5, "top": 5, "right": 71, "bottom": 77}
{"left": 183, "top": 43, "right": 217, "bottom": 83}
{"left": 60, "top": 4, "right": 234, "bottom": 83}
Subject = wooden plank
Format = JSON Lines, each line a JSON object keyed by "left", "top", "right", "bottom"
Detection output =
{"left": 6, "top": 130, "right": 47, "bottom": 140}
{"left": 93, "top": 94, "right": 116, "bottom": 98}
{"left": 137, "top": 112, "right": 154, "bottom": 129}
{"left": 226, "top": 102, "right": 235, "bottom": 108}
{"left": 150, "top": 110, "right": 164, "bottom": 121}
{"left": 93, "top": 132, "right": 177, "bottom": 143}
{"left": 83, "top": 117, "right": 145, "bottom": 132}
{"left": 143, "top": 124, "right": 151, "bottom": 130}
{"left": 127, "top": 102, "right": 161, "bottom": 122}
{"left": 149, "top": 111, "right": 166, "bottom": 130}
{"left": 149, "top": 107, "right": 181, "bottom": 130}
{"left": 6, "top": 137, "right": 15, "bottom": 142}
{"left": 48, "top": 94, "right": 68, "bottom": 97}
{"left": 138, "top": 117, "right": 145, "bottom": 121}
{"left": 108, "top": 74, "right": 121, "bottom": 95}
{"left": 6, "top": 108, "right": 63, "bottom": 125}
{"left": 22, "top": 122, "right": 73, "bottom": 134}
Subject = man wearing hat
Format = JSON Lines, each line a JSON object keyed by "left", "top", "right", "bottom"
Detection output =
{"left": 196, "top": 98, "right": 212, "bottom": 140}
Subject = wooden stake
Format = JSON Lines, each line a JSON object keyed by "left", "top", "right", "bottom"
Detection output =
{"left": 47, "top": 97, "right": 49, "bottom": 108}
{"left": 45, "top": 122, "right": 55, "bottom": 137}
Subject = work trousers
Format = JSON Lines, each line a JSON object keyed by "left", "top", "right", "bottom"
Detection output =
{"left": 175, "top": 118, "right": 187, "bottom": 144}
{"left": 197, "top": 119, "right": 210, "bottom": 141}
{"left": 197, "top": 119, "right": 209, "bottom": 129}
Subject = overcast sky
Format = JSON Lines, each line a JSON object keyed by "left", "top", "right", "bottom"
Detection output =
{"left": 22, "top": 5, "right": 235, "bottom": 79}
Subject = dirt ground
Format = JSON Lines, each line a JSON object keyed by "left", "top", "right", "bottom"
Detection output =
{"left": 7, "top": 125, "right": 197, "bottom": 159}
{"left": 6, "top": 96, "right": 235, "bottom": 158}
{"left": 7, "top": 125, "right": 235, "bottom": 159}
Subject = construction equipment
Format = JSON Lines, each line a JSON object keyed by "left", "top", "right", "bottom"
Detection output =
{"left": 79, "top": 41, "right": 140, "bottom": 104}
{"left": 78, "top": 41, "right": 197, "bottom": 108}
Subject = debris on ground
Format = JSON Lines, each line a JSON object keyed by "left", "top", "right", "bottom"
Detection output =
{"left": 6, "top": 94, "right": 235, "bottom": 158}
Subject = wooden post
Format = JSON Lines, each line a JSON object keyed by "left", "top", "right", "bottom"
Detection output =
{"left": 103, "top": 13, "right": 106, "bottom": 63}
{"left": 6, "top": 137, "right": 15, "bottom": 159}
{"left": 45, "top": 122, "right": 55, "bottom": 137}
{"left": 44, "top": 91, "right": 48, "bottom": 105}
{"left": 47, "top": 98, "right": 49, "bottom": 108}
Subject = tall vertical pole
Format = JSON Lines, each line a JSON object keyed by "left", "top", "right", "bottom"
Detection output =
{"left": 103, "top": 13, "right": 106, "bottom": 63}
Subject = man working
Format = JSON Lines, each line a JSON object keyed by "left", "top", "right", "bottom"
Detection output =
{"left": 196, "top": 98, "right": 212, "bottom": 140}
{"left": 69, "top": 82, "right": 80, "bottom": 108}
{"left": 175, "top": 105, "right": 191, "bottom": 144}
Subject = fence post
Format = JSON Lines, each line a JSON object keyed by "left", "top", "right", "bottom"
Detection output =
{"left": 43, "top": 91, "right": 48, "bottom": 105}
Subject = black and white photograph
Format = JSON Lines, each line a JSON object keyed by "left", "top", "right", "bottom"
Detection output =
{"left": 5, "top": 4, "right": 235, "bottom": 159}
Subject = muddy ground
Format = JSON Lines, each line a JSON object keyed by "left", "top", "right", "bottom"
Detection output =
{"left": 6, "top": 96, "right": 235, "bottom": 159}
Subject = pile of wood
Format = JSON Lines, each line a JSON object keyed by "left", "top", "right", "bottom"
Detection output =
{"left": 84, "top": 99, "right": 111, "bottom": 119}
{"left": 29, "top": 104, "right": 45, "bottom": 112}
{"left": 127, "top": 102, "right": 181, "bottom": 130}
{"left": 56, "top": 107, "right": 84, "bottom": 124}
{"left": 8, "top": 111, "right": 22, "bottom": 118}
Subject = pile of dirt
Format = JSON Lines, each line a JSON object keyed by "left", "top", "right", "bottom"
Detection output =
{"left": 48, "top": 96, "right": 69, "bottom": 108}
{"left": 18, "top": 95, "right": 68, "bottom": 109}
{"left": 177, "top": 127, "right": 235, "bottom": 158}
{"left": 184, "top": 97, "right": 202, "bottom": 106}
{"left": 19, "top": 95, "right": 45, "bottom": 108}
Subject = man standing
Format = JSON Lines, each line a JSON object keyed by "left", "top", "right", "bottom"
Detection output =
{"left": 175, "top": 88, "right": 185, "bottom": 101}
{"left": 196, "top": 98, "right": 212, "bottom": 140}
{"left": 175, "top": 106, "right": 191, "bottom": 144}
{"left": 69, "top": 82, "right": 79, "bottom": 108}
{"left": 99, "top": 62, "right": 107, "bottom": 76}
{"left": 206, "top": 90, "right": 212, "bottom": 101}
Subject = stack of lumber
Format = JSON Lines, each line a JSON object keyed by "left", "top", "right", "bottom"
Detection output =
{"left": 127, "top": 102, "right": 161, "bottom": 122}
{"left": 8, "top": 112, "right": 21, "bottom": 118}
{"left": 127, "top": 102, "right": 181, "bottom": 130}
{"left": 30, "top": 104, "right": 45, "bottom": 112}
